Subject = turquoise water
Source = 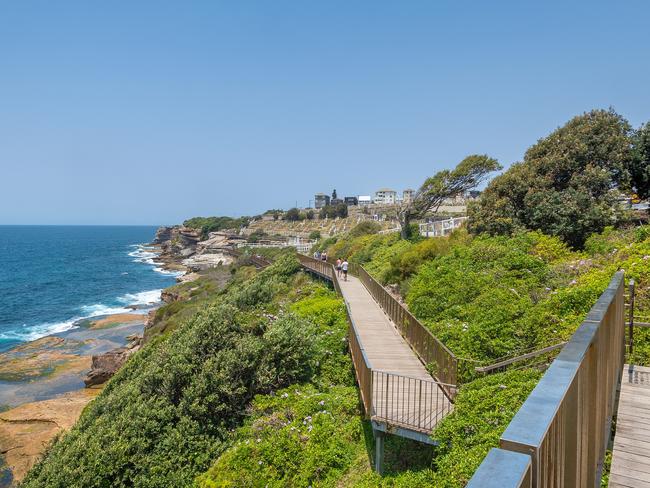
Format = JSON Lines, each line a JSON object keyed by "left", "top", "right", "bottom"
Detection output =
{"left": 0, "top": 226, "right": 179, "bottom": 353}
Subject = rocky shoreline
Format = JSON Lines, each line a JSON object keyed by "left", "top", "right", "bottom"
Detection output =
{"left": 0, "top": 310, "right": 156, "bottom": 486}
{"left": 0, "top": 225, "right": 246, "bottom": 486}
{"left": 0, "top": 232, "right": 194, "bottom": 487}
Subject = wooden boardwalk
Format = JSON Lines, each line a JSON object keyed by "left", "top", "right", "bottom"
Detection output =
{"left": 336, "top": 273, "right": 452, "bottom": 433}
{"left": 609, "top": 364, "right": 650, "bottom": 488}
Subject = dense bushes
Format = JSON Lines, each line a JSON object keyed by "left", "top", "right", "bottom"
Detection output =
{"left": 24, "top": 221, "right": 650, "bottom": 486}
{"left": 183, "top": 216, "right": 250, "bottom": 236}
{"left": 467, "top": 109, "right": 650, "bottom": 248}
{"left": 22, "top": 255, "right": 326, "bottom": 487}
{"left": 198, "top": 292, "right": 361, "bottom": 487}
{"left": 326, "top": 226, "right": 650, "bottom": 366}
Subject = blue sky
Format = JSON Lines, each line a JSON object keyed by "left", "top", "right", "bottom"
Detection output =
{"left": 1, "top": 1, "right": 648, "bottom": 224}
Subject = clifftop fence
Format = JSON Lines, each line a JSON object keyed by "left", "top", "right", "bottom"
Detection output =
{"left": 467, "top": 271, "right": 626, "bottom": 488}
{"left": 353, "top": 264, "right": 458, "bottom": 393}
{"left": 298, "top": 254, "right": 458, "bottom": 393}
{"left": 297, "top": 253, "right": 455, "bottom": 433}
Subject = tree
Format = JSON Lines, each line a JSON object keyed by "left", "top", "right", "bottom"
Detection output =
{"left": 332, "top": 189, "right": 338, "bottom": 200}
{"left": 397, "top": 154, "right": 501, "bottom": 239}
{"left": 285, "top": 207, "right": 301, "bottom": 222}
{"left": 631, "top": 122, "right": 650, "bottom": 200}
{"left": 308, "top": 230, "right": 321, "bottom": 240}
{"left": 305, "top": 209, "right": 315, "bottom": 220}
{"left": 468, "top": 109, "right": 635, "bottom": 248}
{"left": 318, "top": 204, "right": 347, "bottom": 219}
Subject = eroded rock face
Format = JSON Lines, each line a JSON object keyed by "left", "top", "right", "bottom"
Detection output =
{"left": 83, "top": 336, "right": 142, "bottom": 387}
{"left": 0, "top": 389, "right": 101, "bottom": 485}
{"left": 153, "top": 226, "right": 202, "bottom": 262}
{"left": 151, "top": 226, "right": 175, "bottom": 245}
{"left": 161, "top": 289, "right": 181, "bottom": 303}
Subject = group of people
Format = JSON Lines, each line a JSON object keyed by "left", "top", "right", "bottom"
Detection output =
{"left": 312, "top": 250, "right": 349, "bottom": 281}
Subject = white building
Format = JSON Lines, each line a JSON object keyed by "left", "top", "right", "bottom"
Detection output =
{"left": 374, "top": 188, "right": 397, "bottom": 205}
{"left": 358, "top": 195, "right": 372, "bottom": 206}
{"left": 403, "top": 189, "right": 415, "bottom": 204}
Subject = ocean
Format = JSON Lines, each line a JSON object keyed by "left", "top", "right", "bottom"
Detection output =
{"left": 0, "top": 226, "right": 180, "bottom": 353}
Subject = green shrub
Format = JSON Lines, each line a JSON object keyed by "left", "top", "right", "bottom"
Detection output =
{"left": 635, "top": 225, "right": 650, "bottom": 243}
{"left": 23, "top": 256, "right": 316, "bottom": 488}
{"left": 348, "top": 221, "right": 381, "bottom": 238}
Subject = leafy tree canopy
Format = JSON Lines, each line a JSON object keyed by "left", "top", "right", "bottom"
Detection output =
{"left": 285, "top": 207, "right": 302, "bottom": 221}
{"left": 183, "top": 216, "right": 249, "bottom": 236}
{"left": 319, "top": 203, "right": 348, "bottom": 219}
{"left": 398, "top": 154, "right": 501, "bottom": 238}
{"left": 631, "top": 122, "right": 650, "bottom": 199}
{"left": 468, "top": 109, "right": 640, "bottom": 248}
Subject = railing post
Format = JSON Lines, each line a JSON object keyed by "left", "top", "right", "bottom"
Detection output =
{"left": 374, "top": 430, "right": 385, "bottom": 474}
{"left": 628, "top": 279, "right": 635, "bottom": 356}
{"left": 473, "top": 271, "right": 625, "bottom": 487}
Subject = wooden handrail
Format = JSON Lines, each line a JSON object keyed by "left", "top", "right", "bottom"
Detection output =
{"left": 467, "top": 271, "right": 626, "bottom": 487}
{"left": 351, "top": 263, "right": 458, "bottom": 393}
{"left": 474, "top": 342, "right": 567, "bottom": 374}
{"left": 297, "top": 253, "right": 455, "bottom": 432}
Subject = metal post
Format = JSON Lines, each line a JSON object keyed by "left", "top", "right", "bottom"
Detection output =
{"left": 629, "top": 279, "right": 635, "bottom": 356}
{"left": 375, "top": 429, "right": 385, "bottom": 474}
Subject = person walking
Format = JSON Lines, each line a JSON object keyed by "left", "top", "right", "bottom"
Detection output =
{"left": 335, "top": 257, "right": 342, "bottom": 277}
{"left": 322, "top": 251, "right": 327, "bottom": 262}
{"left": 341, "top": 258, "right": 349, "bottom": 281}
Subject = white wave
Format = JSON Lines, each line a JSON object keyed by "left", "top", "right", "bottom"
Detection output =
{"left": 128, "top": 244, "right": 160, "bottom": 264}
{"left": 3, "top": 290, "right": 161, "bottom": 343}
{"left": 1, "top": 241, "right": 171, "bottom": 346}
{"left": 117, "top": 289, "right": 162, "bottom": 306}
{"left": 154, "top": 267, "right": 185, "bottom": 277}
{"left": 0, "top": 319, "right": 80, "bottom": 342}
{"left": 79, "top": 303, "right": 132, "bottom": 317}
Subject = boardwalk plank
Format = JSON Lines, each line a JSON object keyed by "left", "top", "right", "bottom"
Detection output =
{"left": 302, "top": 260, "right": 452, "bottom": 435}
{"left": 609, "top": 363, "right": 650, "bottom": 488}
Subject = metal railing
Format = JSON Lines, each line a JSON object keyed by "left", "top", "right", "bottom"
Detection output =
{"left": 624, "top": 278, "right": 650, "bottom": 359}
{"left": 347, "top": 302, "right": 372, "bottom": 413}
{"left": 297, "top": 253, "right": 453, "bottom": 433}
{"left": 474, "top": 342, "right": 567, "bottom": 375}
{"left": 467, "top": 270, "right": 626, "bottom": 488}
{"left": 372, "top": 370, "right": 455, "bottom": 433}
{"left": 354, "top": 265, "right": 458, "bottom": 392}
{"left": 467, "top": 448, "right": 532, "bottom": 488}
{"left": 224, "top": 248, "right": 272, "bottom": 268}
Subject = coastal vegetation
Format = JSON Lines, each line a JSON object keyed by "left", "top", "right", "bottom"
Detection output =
{"left": 183, "top": 216, "right": 250, "bottom": 237}
{"left": 19, "top": 109, "right": 650, "bottom": 486}
{"left": 468, "top": 109, "right": 649, "bottom": 248}
{"left": 23, "top": 254, "right": 343, "bottom": 487}
{"left": 396, "top": 154, "right": 500, "bottom": 238}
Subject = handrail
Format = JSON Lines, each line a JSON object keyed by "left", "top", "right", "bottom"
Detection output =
{"left": 297, "top": 254, "right": 373, "bottom": 414}
{"left": 352, "top": 263, "right": 458, "bottom": 394}
{"left": 474, "top": 342, "right": 567, "bottom": 374}
{"left": 467, "top": 449, "right": 532, "bottom": 488}
{"left": 297, "top": 253, "right": 453, "bottom": 432}
{"left": 372, "top": 370, "right": 455, "bottom": 433}
{"left": 467, "top": 270, "right": 626, "bottom": 487}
